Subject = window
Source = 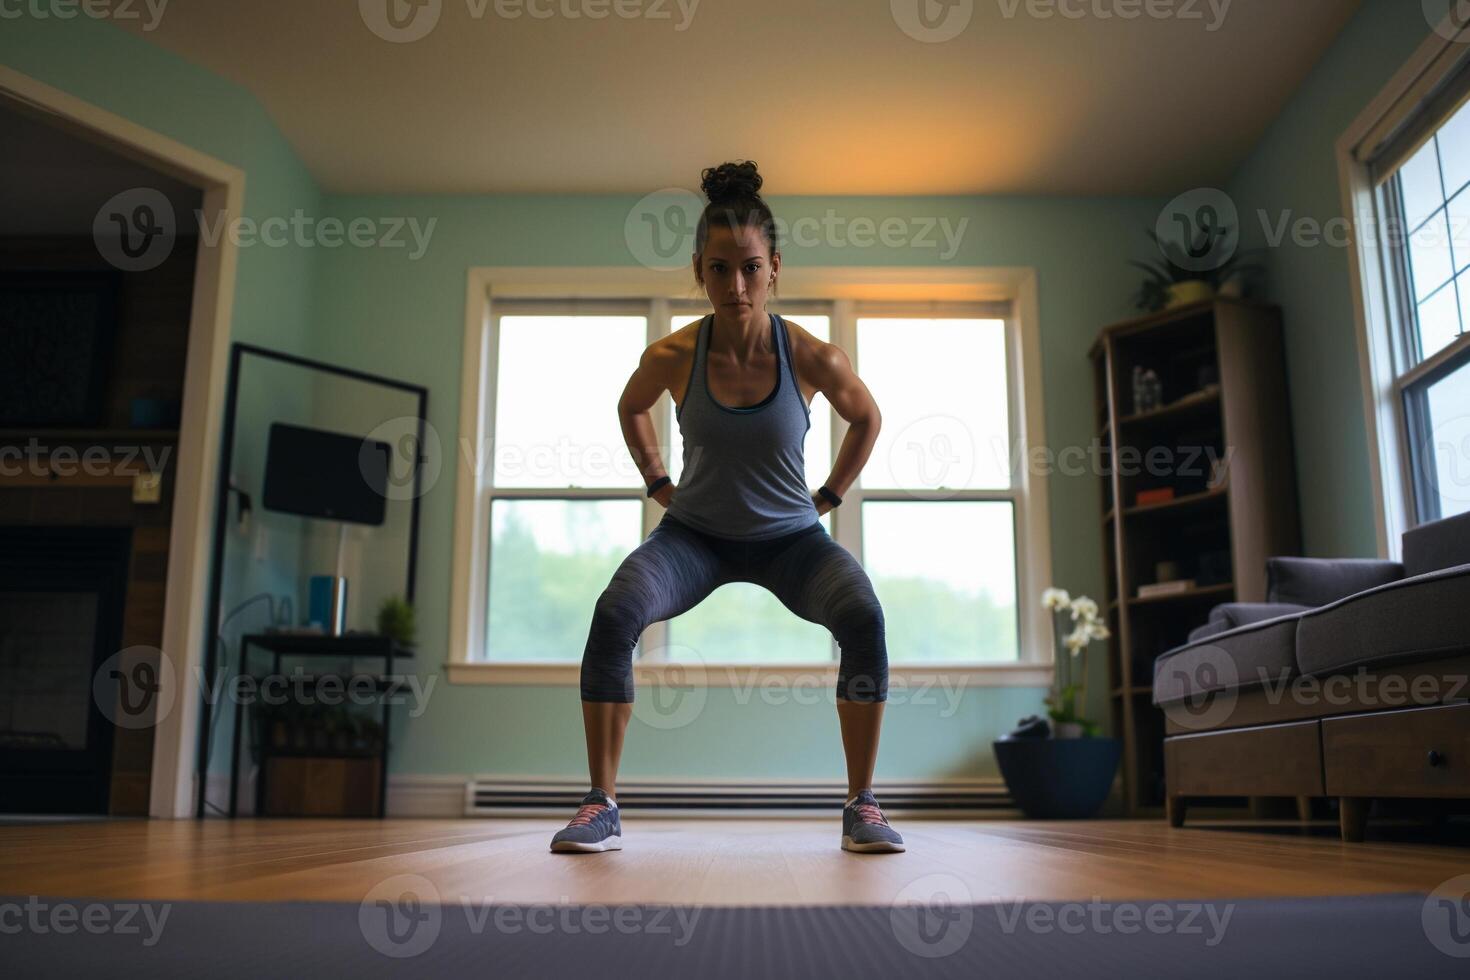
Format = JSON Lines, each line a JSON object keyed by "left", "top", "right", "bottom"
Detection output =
{"left": 447, "top": 269, "right": 1051, "bottom": 684}
{"left": 853, "top": 315, "right": 1019, "bottom": 662}
{"left": 1365, "top": 64, "right": 1470, "bottom": 525}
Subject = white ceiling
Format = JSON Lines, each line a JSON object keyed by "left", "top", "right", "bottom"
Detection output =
{"left": 110, "top": 0, "right": 1364, "bottom": 196}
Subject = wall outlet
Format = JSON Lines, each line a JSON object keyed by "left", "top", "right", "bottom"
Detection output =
{"left": 131, "top": 471, "right": 163, "bottom": 504}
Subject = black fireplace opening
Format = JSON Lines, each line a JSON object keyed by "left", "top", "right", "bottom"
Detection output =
{"left": 0, "top": 526, "right": 133, "bottom": 814}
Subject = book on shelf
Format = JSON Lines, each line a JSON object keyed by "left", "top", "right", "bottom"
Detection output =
{"left": 1134, "top": 487, "right": 1176, "bottom": 507}
{"left": 1136, "top": 579, "right": 1196, "bottom": 599}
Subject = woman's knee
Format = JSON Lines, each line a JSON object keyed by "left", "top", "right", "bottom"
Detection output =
{"left": 835, "top": 594, "right": 888, "bottom": 702}
{"left": 579, "top": 586, "right": 647, "bottom": 701}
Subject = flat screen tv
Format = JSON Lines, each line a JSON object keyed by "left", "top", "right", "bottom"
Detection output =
{"left": 261, "top": 422, "right": 390, "bottom": 525}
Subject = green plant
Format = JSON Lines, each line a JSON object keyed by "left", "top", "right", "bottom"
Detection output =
{"left": 1128, "top": 228, "right": 1263, "bottom": 312}
{"left": 1041, "top": 588, "right": 1110, "bottom": 737}
{"left": 376, "top": 595, "right": 416, "bottom": 648}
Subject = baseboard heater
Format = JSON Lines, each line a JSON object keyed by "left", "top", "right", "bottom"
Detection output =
{"left": 465, "top": 777, "right": 1014, "bottom": 818}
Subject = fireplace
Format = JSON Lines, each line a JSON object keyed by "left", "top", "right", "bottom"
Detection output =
{"left": 0, "top": 526, "right": 132, "bottom": 813}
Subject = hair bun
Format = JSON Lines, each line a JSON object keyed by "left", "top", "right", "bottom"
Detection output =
{"left": 701, "top": 161, "right": 763, "bottom": 205}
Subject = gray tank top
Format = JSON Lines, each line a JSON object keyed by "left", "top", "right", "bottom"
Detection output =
{"left": 665, "top": 311, "right": 820, "bottom": 540}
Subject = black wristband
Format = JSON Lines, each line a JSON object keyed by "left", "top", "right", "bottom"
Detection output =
{"left": 817, "top": 485, "right": 842, "bottom": 508}
{"left": 647, "top": 475, "right": 671, "bottom": 498}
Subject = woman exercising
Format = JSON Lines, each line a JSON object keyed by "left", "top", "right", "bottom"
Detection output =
{"left": 550, "top": 161, "right": 903, "bottom": 854}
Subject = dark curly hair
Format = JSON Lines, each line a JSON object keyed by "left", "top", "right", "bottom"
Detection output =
{"left": 695, "top": 160, "right": 779, "bottom": 264}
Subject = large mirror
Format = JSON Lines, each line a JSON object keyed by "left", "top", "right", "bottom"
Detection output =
{"left": 197, "top": 344, "right": 426, "bottom": 817}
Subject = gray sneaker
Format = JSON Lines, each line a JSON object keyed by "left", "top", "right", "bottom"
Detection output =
{"left": 842, "top": 789, "right": 905, "bottom": 853}
{"left": 550, "top": 788, "right": 622, "bottom": 853}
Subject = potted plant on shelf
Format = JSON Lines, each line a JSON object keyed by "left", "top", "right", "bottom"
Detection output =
{"left": 376, "top": 595, "right": 416, "bottom": 649}
{"left": 1128, "top": 228, "right": 1262, "bottom": 313}
{"left": 992, "top": 588, "right": 1123, "bottom": 819}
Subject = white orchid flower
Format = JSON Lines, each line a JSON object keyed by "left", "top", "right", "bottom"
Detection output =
{"left": 1042, "top": 587, "right": 1071, "bottom": 610}
{"left": 1069, "top": 596, "right": 1099, "bottom": 621}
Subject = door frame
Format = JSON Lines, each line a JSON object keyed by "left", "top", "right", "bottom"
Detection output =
{"left": 0, "top": 64, "right": 246, "bottom": 818}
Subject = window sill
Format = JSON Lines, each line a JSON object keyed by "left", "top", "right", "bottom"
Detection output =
{"left": 444, "top": 661, "right": 1054, "bottom": 687}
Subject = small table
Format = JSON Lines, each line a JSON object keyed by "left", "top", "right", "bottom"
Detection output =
{"left": 228, "top": 633, "right": 413, "bottom": 818}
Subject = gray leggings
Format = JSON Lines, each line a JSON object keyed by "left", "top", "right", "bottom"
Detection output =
{"left": 580, "top": 512, "right": 888, "bottom": 703}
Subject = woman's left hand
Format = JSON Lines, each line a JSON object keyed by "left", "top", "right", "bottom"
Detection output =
{"left": 812, "top": 491, "right": 832, "bottom": 517}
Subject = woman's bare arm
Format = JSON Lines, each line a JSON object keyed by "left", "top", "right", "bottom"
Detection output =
{"left": 617, "top": 341, "right": 680, "bottom": 505}
{"left": 798, "top": 332, "right": 881, "bottom": 513}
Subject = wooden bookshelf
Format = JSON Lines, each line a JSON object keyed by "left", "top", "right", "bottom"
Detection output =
{"left": 1091, "top": 298, "right": 1301, "bottom": 813}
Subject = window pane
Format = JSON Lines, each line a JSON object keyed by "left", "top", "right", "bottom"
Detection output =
{"left": 1410, "top": 210, "right": 1456, "bottom": 303}
{"left": 1421, "top": 282, "right": 1462, "bottom": 360}
{"left": 1400, "top": 138, "right": 1445, "bottom": 233}
{"left": 493, "top": 316, "right": 647, "bottom": 488}
{"left": 862, "top": 500, "right": 1018, "bottom": 662}
{"left": 1449, "top": 186, "right": 1470, "bottom": 275}
{"left": 858, "top": 318, "right": 1010, "bottom": 490}
{"left": 668, "top": 579, "right": 834, "bottom": 664}
{"left": 485, "top": 498, "right": 643, "bottom": 661}
{"left": 1437, "top": 100, "right": 1470, "bottom": 199}
{"left": 1420, "top": 356, "right": 1470, "bottom": 521}
{"left": 667, "top": 314, "right": 831, "bottom": 490}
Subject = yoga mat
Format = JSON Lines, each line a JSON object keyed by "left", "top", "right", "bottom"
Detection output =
{"left": 0, "top": 891, "right": 1464, "bottom": 978}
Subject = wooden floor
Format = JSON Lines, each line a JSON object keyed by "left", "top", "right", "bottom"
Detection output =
{"left": 1, "top": 817, "right": 1467, "bottom": 906}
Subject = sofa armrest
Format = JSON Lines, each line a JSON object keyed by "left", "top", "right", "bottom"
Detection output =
{"left": 1265, "top": 557, "right": 1404, "bottom": 607}
{"left": 1186, "top": 602, "right": 1312, "bottom": 643}
{"left": 1403, "top": 510, "right": 1470, "bottom": 576}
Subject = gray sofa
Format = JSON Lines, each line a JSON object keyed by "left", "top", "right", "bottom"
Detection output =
{"left": 1152, "top": 509, "right": 1470, "bottom": 841}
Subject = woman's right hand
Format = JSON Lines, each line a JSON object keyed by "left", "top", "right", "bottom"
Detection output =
{"left": 653, "top": 483, "right": 676, "bottom": 509}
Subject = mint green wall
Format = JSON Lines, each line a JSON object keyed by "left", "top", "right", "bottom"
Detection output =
{"left": 307, "top": 195, "right": 1165, "bottom": 778}
{"left": 13, "top": 6, "right": 1430, "bottom": 786}
{"left": 1227, "top": 0, "right": 1433, "bottom": 558}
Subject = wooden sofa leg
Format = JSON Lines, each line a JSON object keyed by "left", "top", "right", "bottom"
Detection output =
{"left": 1167, "top": 796, "right": 1186, "bottom": 828}
{"left": 1339, "top": 797, "right": 1370, "bottom": 842}
{"left": 1295, "top": 796, "right": 1313, "bottom": 822}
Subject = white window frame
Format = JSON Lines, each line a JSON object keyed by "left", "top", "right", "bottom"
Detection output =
{"left": 446, "top": 266, "right": 1052, "bottom": 687}
{"left": 1340, "top": 12, "right": 1470, "bottom": 556}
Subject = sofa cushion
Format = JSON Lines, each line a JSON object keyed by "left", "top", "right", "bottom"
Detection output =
{"left": 1187, "top": 602, "right": 1314, "bottom": 643}
{"left": 1266, "top": 557, "right": 1403, "bottom": 607}
{"left": 1296, "top": 562, "right": 1470, "bottom": 677}
{"left": 1153, "top": 611, "right": 1304, "bottom": 706}
{"left": 1403, "top": 510, "right": 1470, "bottom": 577}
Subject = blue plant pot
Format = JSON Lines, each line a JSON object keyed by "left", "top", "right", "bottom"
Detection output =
{"left": 992, "top": 737, "right": 1122, "bottom": 819}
